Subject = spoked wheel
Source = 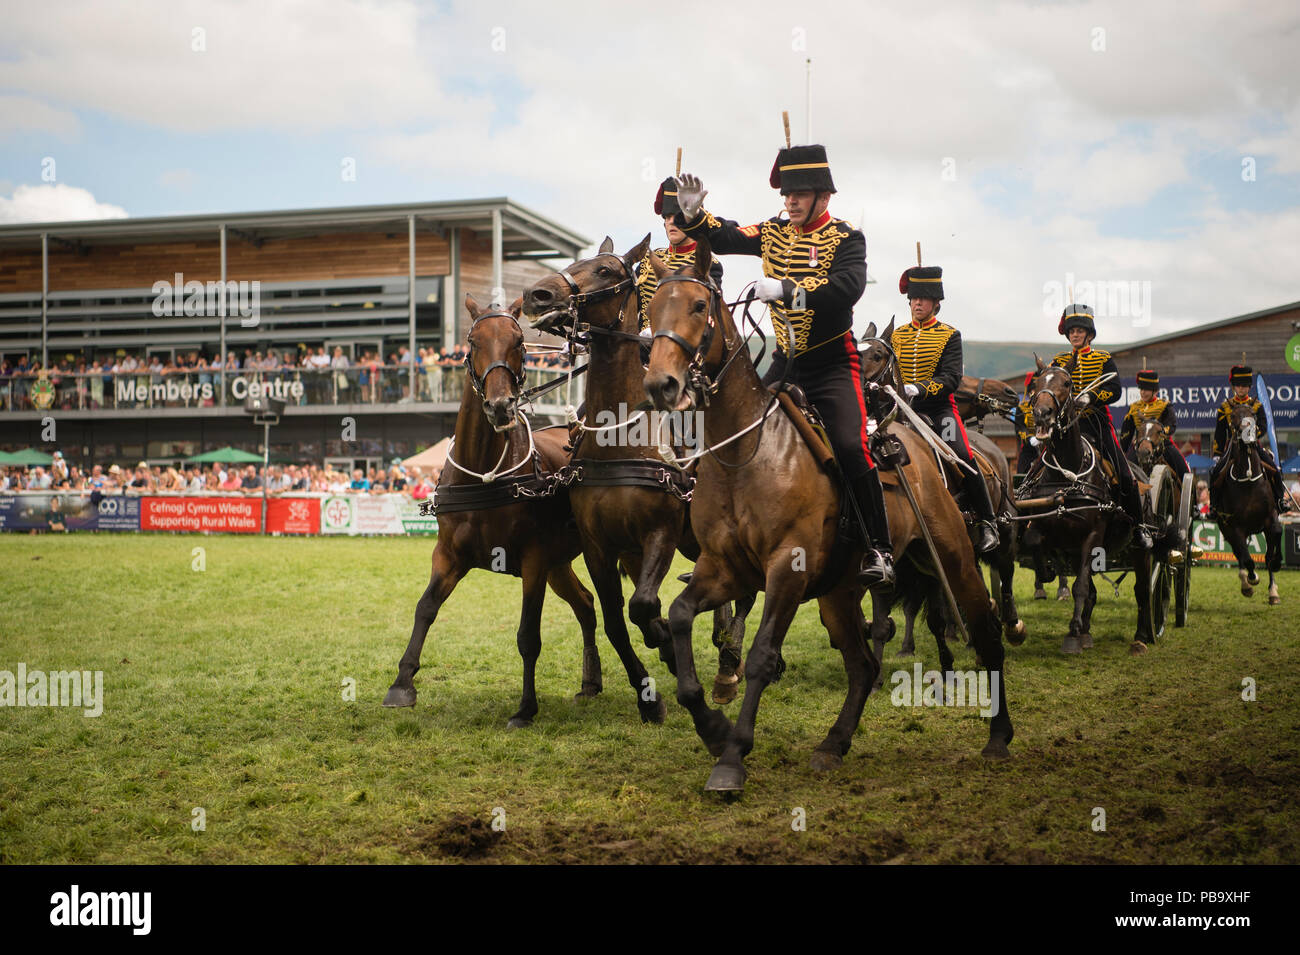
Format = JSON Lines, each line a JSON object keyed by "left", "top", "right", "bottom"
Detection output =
{"left": 1144, "top": 465, "right": 1175, "bottom": 642}
{"left": 1175, "top": 471, "right": 1194, "bottom": 627}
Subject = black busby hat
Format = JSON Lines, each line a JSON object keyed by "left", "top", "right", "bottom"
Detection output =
{"left": 1136, "top": 370, "right": 1159, "bottom": 389}
{"left": 899, "top": 266, "right": 944, "bottom": 301}
{"left": 653, "top": 177, "right": 680, "bottom": 217}
{"left": 1058, "top": 304, "right": 1096, "bottom": 339}
{"left": 769, "top": 144, "right": 836, "bottom": 195}
{"left": 1230, "top": 365, "right": 1253, "bottom": 386}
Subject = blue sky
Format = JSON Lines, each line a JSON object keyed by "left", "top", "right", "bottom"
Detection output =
{"left": 2, "top": 0, "right": 1298, "bottom": 342}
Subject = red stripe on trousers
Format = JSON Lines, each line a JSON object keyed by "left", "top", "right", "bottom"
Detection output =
{"left": 949, "top": 394, "right": 973, "bottom": 456}
{"left": 843, "top": 332, "right": 874, "bottom": 467}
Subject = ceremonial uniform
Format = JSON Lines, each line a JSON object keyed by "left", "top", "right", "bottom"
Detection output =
{"left": 1210, "top": 365, "right": 1287, "bottom": 514}
{"left": 1052, "top": 304, "right": 1151, "bottom": 547}
{"left": 1119, "top": 370, "right": 1189, "bottom": 479}
{"left": 1014, "top": 373, "right": 1038, "bottom": 475}
{"left": 892, "top": 265, "right": 998, "bottom": 551}
{"left": 636, "top": 178, "right": 724, "bottom": 332}
{"left": 673, "top": 144, "right": 893, "bottom": 586}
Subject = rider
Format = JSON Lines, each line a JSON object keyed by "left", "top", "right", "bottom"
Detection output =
{"left": 1013, "top": 372, "right": 1039, "bottom": 475}
{"left": 1119, "top": 369, "right": 1190, "bottom": 480}
{"left": 1050, "top": 303, "right": 1153, "bottom": 550}
{"left": 672, "top": 144, "right": 894, "bottom": 587}
{"left": 892, "top": 265, "right": 999, "bottom": 553}
{"left": 1211, "top": 365, "right": 1290, "bottom": 522}
{"left": 636, "top": 178, "right": 724, "bottom": 332}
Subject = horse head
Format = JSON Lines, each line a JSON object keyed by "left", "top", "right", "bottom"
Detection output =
{"left": 464, "top": 293, "right": 527, "bottom": 431}
{"left": 643, "top": 235, "right": 730, "bottom": 412}
{"left": 1029, "top": 356, "right": 1073, "bottom": 443}
{"left": 1134, "top": 418, "right": 1167, "bottom": 473}
{"left": 857, "top": 317, "right": 902, "bottom": 408}
{"left": 521, "top": 234, "right": 650, "bottom": 335}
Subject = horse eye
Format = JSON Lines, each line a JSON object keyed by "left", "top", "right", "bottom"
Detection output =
{"left": 597, "top": 266, "right": 610, "bottom": 276}
{"left": 693, "top": 300, "right": 706, "bottom": 312}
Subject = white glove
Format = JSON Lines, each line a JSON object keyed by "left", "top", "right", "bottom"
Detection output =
{"left": 1029, "top": 436, "right": 1040, "bottom": 447}
{"left": 675, "top": 174, "right": 707, "bottom": 220}
{"left": 1076, "top": 393, "right": 1091, "bottom": 407}
{"left": 904, "top": 383, "right": 920, "bottom": 398}
{"left": 755, "top": 277, "right": 786, "bottom": 303}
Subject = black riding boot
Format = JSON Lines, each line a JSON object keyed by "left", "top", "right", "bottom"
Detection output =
{"left": 1123, "top": 479, "right": 1153, "bottom": 550}
{"left": 963, "top": 470, "right": 1000, "bottom": 553}
{"left": 851, "top": 469, "right": 895, "bottom": 588}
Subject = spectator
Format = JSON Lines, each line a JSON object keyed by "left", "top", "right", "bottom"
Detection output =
{"left": 46, "top": 496, "right": 67, "bottom": 533}
{"left": 219, "top": 469, "right": 243, "bottom": 492}
{"left": 348, "top": 468, "right": 370, "bottom": 493}
{"left": 240, "top": 465, "right": 263, "bottom": 493}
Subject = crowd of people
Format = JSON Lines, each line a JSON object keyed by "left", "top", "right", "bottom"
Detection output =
{"left": 0, "top": 342, "right": 573, "bottom": 411}
{"left": 1, "top": 455, "right": 440, "bottom": 499}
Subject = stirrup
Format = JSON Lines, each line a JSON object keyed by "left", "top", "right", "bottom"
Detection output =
{"left": 858, "top": 549, "right": 895, "bottom": 588}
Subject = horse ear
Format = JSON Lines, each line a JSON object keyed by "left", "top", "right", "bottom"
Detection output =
{"left": 862, "top": 321, "right": 877, "bottom": 341}
{"left": 648, "top": 250, "right": 670, "bottom": 280}
{"left": 598, "top": 236, "right": 615, "bottom": 254}
{"left": 623, "top": 233, "right": 652, "bottom": 267}
{"left": 693, "top": 235, "right": 713, "bottom": 281}
{"left": 882, "top": 317, "right": 895, "bottom": 341}
{"left": 1034, "top": 354, "right": 1045, "bottom": 372}
{"left": 508, "top": 296, "right": 523, "bottom": 320}
{"left": 465, "top": 293, "right": 481, "bottom": 321}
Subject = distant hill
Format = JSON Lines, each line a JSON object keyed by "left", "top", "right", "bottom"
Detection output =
{"left": 962, "top": 341, "right": 1061, "bottom": 382}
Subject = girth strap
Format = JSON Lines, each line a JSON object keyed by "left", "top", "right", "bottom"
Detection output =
{"left": 429, "top": 474, "right": 556, "bottom": 514}
{"left": 557, "top": 458, "right": 694, "bottom": 502}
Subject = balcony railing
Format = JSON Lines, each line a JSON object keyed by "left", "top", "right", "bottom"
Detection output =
{"left": 0, "top": 364, "right": 582, "bottom": 413}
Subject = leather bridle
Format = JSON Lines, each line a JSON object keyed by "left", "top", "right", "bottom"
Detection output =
{"left": 465, "top": 310, "right": 526, "bottom": 403}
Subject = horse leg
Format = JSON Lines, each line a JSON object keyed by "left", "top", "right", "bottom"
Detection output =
{"left": 384, "top": 544, "right": 464, "bottom": 707}
{"left": 546, "top": 564, "right": 601, "bottom": 699}
{"left": 810, "top": 587, "right": 879, "bottom": 772}
{"left": 898, "top": 591, "right": 919, "bottom": 656}
{"left": 1224, "top": 525, "right": 1255, "bottom": 596}
{"left": 1131, "top": 544, "right": 1154, "bottom": 651}
{"left": 706, "top": 565, "right": 804, "bottom": 795}
{"left": 1268, "top": 530, "right": 1282, "bottom": 605}
{"left": 994, "top": 542, "right": 1026, "bottom": 645}
{"left": 585, "top": 549, "right": 664, "bottom": 723}
{"left": 667, "top": 557, "right": 736, "bottom": 755}
{"left": 1057, "top": 573, "right": 1071, "bottom": 601}
{"left": 925, "top": 586, "right": 956, "bottom": 692}
{"left": 868, "top": 588, "right": 895, "bottom": 688}
{"left": 1063, "top": 534, "right": 1100, "bottom": 654}
{"left": 506, "top": 556, "right": 549, "bottom": 729}
{"left": 624, "top": 530, "right": 679, "bottom": 675}
{"left": 713, "top": 591, "right": 756, "bottom": 703}
{"left": 1082, "top": 577, "right": 1097, "bottom": 649}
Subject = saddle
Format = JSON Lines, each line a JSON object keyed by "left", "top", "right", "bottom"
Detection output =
{"left": 767, "top": 383, "right": 836, "bottom": 472}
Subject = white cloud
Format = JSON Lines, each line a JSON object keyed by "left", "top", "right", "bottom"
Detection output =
{"left": 0, "top": 184, "right": 129, "bottom": 223}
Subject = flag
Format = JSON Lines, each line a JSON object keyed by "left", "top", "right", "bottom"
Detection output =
{"left": 1257, "top": 373, "right": 1280, "bottom": 463}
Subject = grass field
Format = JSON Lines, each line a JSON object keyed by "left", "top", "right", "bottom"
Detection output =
{"left": 2, "top": 533, "right": 1298, "bottom": 864}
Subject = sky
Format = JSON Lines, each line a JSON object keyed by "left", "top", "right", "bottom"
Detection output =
{"left": 1, "top": 0, "right": 1298, "bottom": 343}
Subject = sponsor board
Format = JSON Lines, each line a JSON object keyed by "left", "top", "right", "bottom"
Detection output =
{"left": 266, "top": 496, "right": 320, "bottom": 534}
{"left": 320, "top": 495, "right": 436, "bottom": 535}
{"left": 140, "top": 496, "right": 261, "bottom": 533}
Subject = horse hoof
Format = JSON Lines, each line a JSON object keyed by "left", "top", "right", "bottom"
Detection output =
{"left": 506, "top": 715, "right": 534, "bottom": 730}
{"left": 1241, "top": 585, "right": 1254, "bottom": 598}
{"left": 638, "top": 696, "right": 667, "bottom": 724}
{"left": 574, "top": 683, "right": 602, "bottom": 700}
{"left": 810, "top": 750, "right": 842, "bottom": 774}
{"left": 712, "top": 673, "right": 740, "bottom": 706}
{"left": 1248, "top": 571, "right": 1260, "bottom": 586}
{"left": 1129, "top": 641, "right": 1148, "bottom": 656}
{"left": 1057, "top": 588, "right": 1071, "bottom": 601}
{"left": 981, "top": 735, "right": 1011, "bottom": 760}
{"left": 1269, "top": 594, "right": 1281, "bottom": 606}
{"left": 382, "top": 685, "right": 416, "bottom": 708}
{"left": 1033, "top": 589, "right": 1047, "bottom": 600}
{"left": 1061, "top": 636, "right": 1082, "bottom": 655}
{"left": 1079, "top": 632, "right": 1093, "bottom": 650}
{"left": 704, "top": 763, "right": 747, "bottom": 794}
{"left": 1006, "top": 621, "right": 1027, "bottom": 646}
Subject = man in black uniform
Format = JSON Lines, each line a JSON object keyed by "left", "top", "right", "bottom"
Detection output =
{"left": 635, "top": 178, "right": 724, "bottom": 332}
{"left": 1050, "top": 304, "right": 1152, "bottom": 549}
{"left": 892, "top": 265, "right": 998, "bottom": 553}
{"left": 673, "top": 144, "right": 893, "bottom": 586}
{"left": 1119, "top": 369, "right": 1189, "bottom": 480}
{"left": 1211, "top": 365, "right": 1290, "bottom": 524}
{"left": 1013, "top": 372, "right": 1039, "bottom": 475}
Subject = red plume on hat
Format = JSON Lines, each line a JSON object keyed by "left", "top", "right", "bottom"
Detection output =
{"left": 899, "top": 269, "right": 912, "bottom": 295}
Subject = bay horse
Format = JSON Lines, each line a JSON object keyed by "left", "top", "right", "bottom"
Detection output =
{"left": 859, "top": 323, "right": 1026, "bottom": 661}
{"left": 383, "top": 295, "right": 613, "bottom": 726}
{"left": 1019, "top": 358, "right": 1158, "bottom": 652}
{"left": 954, "top": 374, "right": 1019, "bottom": 429}
{"left": 521, "top": 236, "right": 752, "bottom": 713}
{"left": 643, "top": 240, "right": 1012, "bottom": 795}
{"left": 1212, "top": 404, "right": 1282, "bottom": 603}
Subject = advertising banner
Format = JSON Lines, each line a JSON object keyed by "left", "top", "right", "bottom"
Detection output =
{"left": 1110, "top": 374, "right": 1300, "bottom": 432}
{"left": 140, "top": 496, "right": 262, "bottom": 533}
{"left": 266, "top": 496, "right": 320, "bottom": 534}
{"left": 319, "top": 495, "right": 436, "bottom": 535}
{"left": 94, "top": 495, "right": 140, "bottom": 531}
{"left": 1190, "top": 519, "right": 1266, "bottom": 565}
{"left": 0, "top": 493, "right": 98, "bottom": 531}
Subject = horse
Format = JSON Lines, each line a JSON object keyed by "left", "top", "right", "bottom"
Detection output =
{"left": 857, "top": 323, "right": 1026, "bottom": 663}
{"left": 382, "top": 295, "right": 608, "bottom": 726}
{"left": 521, "top": 236, "right": 753, "bottom": 713}
{"left": 642, "top": 239, "right": 1012, "bottom": 795}
{"left": 1212, "top": 404, "right": 1282, "bottom": 604}
{"left": 954, "top": 375, "right": 1019, "bottom": 429}
{"left": 1019, "top": 357, "right": 1158, "bottom": 653}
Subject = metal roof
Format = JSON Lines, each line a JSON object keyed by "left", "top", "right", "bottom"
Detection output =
{"left": 0, "top": 197, "right": 589, "bottom": 257}
{"left": 1105, "top": 299, "right": 1300, "bottom": 355}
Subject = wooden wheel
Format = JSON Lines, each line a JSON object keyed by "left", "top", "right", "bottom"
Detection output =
{"left": 1144, "top": 465, "right": 1174, "bottom": 642}
{"left": 1175, "top": 471, "right": 1194, "bottom": 627}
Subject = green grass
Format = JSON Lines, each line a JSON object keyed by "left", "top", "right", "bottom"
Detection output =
{"left": 2, "top": 534, "right": 1297, "bottom": 864}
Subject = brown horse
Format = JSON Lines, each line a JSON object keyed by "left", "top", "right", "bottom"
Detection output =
{"left": 859, "top": 324, "right": 1026, "bottom": 662}
{"left": 522, "top": 236, "right": 751, "bottom": 715}
{"left": 1020, "top": 358, "right": 1159, "bottom": 652}
{"left": 382, "top": 295, "right": 609, "bottom": 726}
{"left": 643, "top": 240, "right": 1012, "bottom": 795}
{"left": 1212, "top": 403, "right": 1282, "bottom": 603}
{"left": 954, "top": 374, "right": 1019, "bottom": 428}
